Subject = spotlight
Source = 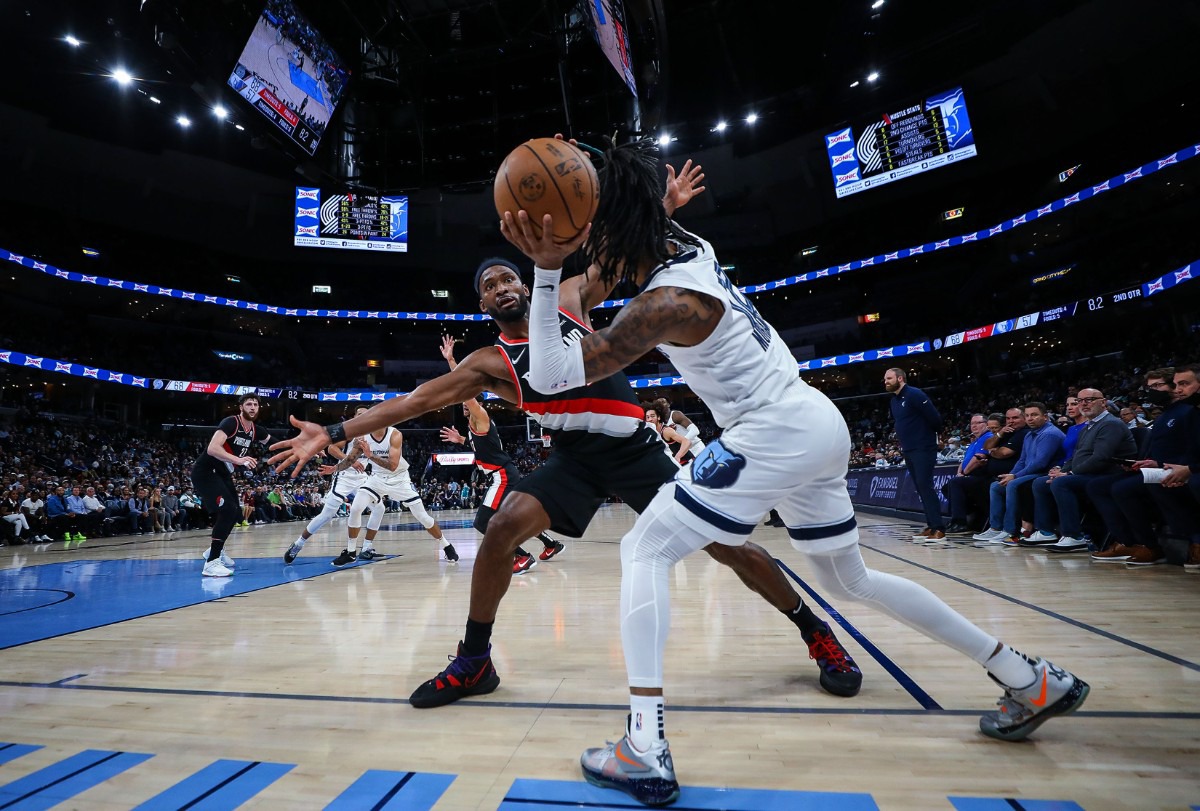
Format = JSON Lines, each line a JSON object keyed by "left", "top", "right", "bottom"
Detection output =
{"left": 657, "top": 133, "right": 670, "bottom": 146}
{"left": 849, "top": 80, "right": 860, "bottom": 88}
{"left": 176, "top": 115, "right": 191, "bottom": 127}
{"left": 112, "top": 68, "right": 133, "bottom": 85}
{"left": 64, "top": 35, "right": 81, "bottom": 47}
{"left": 714, "top": 121, "right": 727, "bottom": 132}
{"left": 872, "top": 0, "right": 884, "bottom": 8}
{"left": 234, "top": 124, "right": 245, "bottom": 131}
{"left": 213, "top": 106, "right": 228, "bottom": 119}
{"left": 745, "top": 113, "right": 758, "bottom": 124}
{"left": 149, "top": 95, "right": 161, "bottom": 104}
{"left": 867, "top": 72, "right": 879, "bottom": 82}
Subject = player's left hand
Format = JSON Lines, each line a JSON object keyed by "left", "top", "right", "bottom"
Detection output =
{"left": 664, "top": 159, "right": 706, "bottom": 215}
{"left": 269, "top": 416, "right": 331, "bottom": 476}
{"left": 500, "top": 210, "right": 590, "bottom": 270}
{"left": 440, "top": 426, "right": 465, "bottom": 445}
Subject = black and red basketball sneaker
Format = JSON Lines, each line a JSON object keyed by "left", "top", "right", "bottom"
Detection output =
{"left": 803, "top": 620, "right": 863, "bottom": 697}
{"left": 409, "top": 642, "right": 500, "bottom": 708}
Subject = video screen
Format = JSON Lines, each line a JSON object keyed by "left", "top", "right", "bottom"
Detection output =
{"left": 227, "top": 0, "right": 350, "bottom": 155}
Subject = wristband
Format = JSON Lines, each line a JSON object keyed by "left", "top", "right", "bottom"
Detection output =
{"left": 327, "top": 422, "right": 347, "bottom": 443}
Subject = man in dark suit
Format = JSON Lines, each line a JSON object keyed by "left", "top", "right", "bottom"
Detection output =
{"left": 1037, "top": 388, "right": 1137, "bottom": 553}
{"left": 884, "top": 368, "right": 946, "bottom": 541}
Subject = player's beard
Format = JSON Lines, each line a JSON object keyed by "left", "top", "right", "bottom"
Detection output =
{"left": 486, "top": 293, "right": 529, "bottom": 323}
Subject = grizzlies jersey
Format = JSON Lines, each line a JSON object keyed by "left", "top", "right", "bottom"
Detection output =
{"left": 642, "top": 234, "right": 805, "bottom": 428}
{"left": 494, "top": 309, "right": 644, "bottom": 442}
{"left": 363, "top": 427, "right": 410, "bottom": 481}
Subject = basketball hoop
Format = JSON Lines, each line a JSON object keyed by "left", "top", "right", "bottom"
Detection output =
{"left": 541, "top": 434, "right": 552, "bottom": 448}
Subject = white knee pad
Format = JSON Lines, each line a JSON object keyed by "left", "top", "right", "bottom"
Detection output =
{"left": 348, "top": 490, "right": 378, "bottom": 529}
{"left": 305, "top": 497, "right": 343, "bottom": 535}
{"left": 404, "top": 498, "right": 436, "bottom": 530}
{"left": 366, "top": 501, "right": 386, "bottom": 531}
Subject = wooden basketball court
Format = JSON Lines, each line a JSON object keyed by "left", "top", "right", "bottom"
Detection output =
{"left": 2, "top": 508, "right": 1197, "bottom": 810}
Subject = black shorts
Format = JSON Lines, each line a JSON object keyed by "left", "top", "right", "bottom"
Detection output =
{"left": 510, "top": 426, "right": 678, "bottom": 537}
{"left": 191, "top": 461, "right": 237, "bottom": 514}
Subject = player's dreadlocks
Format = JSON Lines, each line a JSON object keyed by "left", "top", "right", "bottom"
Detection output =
{"left": 583, "top": 136, "right": 701, "bottom": 288}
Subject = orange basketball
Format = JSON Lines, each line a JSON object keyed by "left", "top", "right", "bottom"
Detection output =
{"left": 493, "top": 137, "right": 599, "bottom": 243}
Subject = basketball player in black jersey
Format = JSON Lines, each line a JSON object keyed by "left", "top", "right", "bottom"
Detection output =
{"left": 193, "top": 394, "right": 279, "bottom": 577}
{"left": 270, "top": 162, "right": 861, "bottom": 706}
{"left": 438, "top": 335, "right": 563, "bottom": 574}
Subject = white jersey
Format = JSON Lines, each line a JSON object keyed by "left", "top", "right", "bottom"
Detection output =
{"left": 362, "top": 427, "right": 410, "bottom": 482}
{"left": 643, "top": 235, "right": 806, "bottom": 428}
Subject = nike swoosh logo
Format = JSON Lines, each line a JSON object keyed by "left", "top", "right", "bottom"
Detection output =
{"left": 536, "top": 283, "right": 555, "bottom": 291}
{"left": 1029, "top": 670, "right": 1049, "bottom": 707}
{"left": 512, "top": 349, "right": 526, "bottom": 365}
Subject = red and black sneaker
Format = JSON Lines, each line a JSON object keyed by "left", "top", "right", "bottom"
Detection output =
{"left": 409, "top": 642, "right": 500, "bottom": 708}
{"left": 538, "top": 540, "right": 565, "bottom": 561}
{"left": 803, "top": 620, "right": 863, "bottom": 697}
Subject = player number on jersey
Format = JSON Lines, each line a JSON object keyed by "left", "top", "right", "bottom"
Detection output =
{"left": 712, "top": 262, "right": 771, "bottom": 351}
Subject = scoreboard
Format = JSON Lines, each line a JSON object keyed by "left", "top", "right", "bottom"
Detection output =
{"left": 825, "top": 86, "right": 977, "bottom": 198}
{"left": 294, "top": 187, "right": 409, "bottom": 252}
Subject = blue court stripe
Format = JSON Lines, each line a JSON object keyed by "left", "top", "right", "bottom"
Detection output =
{"left": 132, "top": 759, "right": 293, "bottom": 811}
{"left": 673, "top": 488, "right": 756, "bottom": 535}
{"left": 776, "top": 560, "right": 942, "bottom": 710}
{"left": 503, "top": 778, "right": 879, "bottom": 810}
{"left": 948, "top": 798, "right": 1085, "bottom": 811}
{"left": 861, "top": 542, "right": 1200, "bottom": 672}
{"left": 324, "top": 770, "right": 455, "bottom": 810}
{"left": 0, "top": 749, "right": 152, "bottom": 811}
{"left": 0, "top": 745, "right": 41, "bottom": 766}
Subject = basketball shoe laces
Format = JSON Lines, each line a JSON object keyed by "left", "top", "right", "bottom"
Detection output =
{"left": 438, "top": 647, "right": 489, "bottom": 689}
{"left": 807, "top": 630, "right": 853, "bottom": 672}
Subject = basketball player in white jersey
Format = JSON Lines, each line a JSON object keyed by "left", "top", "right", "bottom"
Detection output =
{"left": 282, "top": 406, "right": 384, "bottom": 564}
{"left": 641, "top": 402, "right": 691, "bottom": 465}
{"left": 514, "top": 137, "right": 1089, "bottom": 807}
{"left": 329, "top": 424, "right": 457, "bottom": 566}
{"left": 653, "top": 398, "right": 706, "bottom": 459}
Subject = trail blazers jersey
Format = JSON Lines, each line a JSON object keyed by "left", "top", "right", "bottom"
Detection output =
{"left": 495, "top": 309, "right": 644, "bottom": 443}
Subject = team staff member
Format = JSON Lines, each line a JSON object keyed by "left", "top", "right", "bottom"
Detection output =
{"left": 884, "top": 368, "right": 947, "bottom": 541}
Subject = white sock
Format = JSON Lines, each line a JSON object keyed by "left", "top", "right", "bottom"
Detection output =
{"left": 985, "top": 646, "right": 1038, "bottom": 689}
{"left": 628, "top": 694, "right": 664, "bottom": 751}
{"left": 361, "top": 539, "right": 374, "bottom": 552}
{"left": 293, "top": 537, "right": 307, "bottom": 550}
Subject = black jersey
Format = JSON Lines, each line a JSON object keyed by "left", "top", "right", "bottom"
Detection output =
{"left": 193, "top": 414, "right": 269, "bottom": 477}
{"left": 495, "top": 308, "right": 643, "bottom": 445}
{"left": 469, "top": 422, "right": 514, "bottom": 473}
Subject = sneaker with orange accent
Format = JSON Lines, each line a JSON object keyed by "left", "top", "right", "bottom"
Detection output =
{"left": 581, "top": 715, "right": 679, "bottom": 807}
{"left": 979, "top": 657, "right": 1089, "bottom": 741}
{"left": 803, "top": 620, "right": 862, "bottom": 697}
{"left": 408, "top": 642, "right": 500, "bottom": 708}
{"left": 513, "top": 553, "right": 537, "bottom": 574}
{"left": 539, "top": 540, "right": 565, "bottom": 561}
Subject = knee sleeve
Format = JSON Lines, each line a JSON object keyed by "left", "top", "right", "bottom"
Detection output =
{"left": 305, "top": 498, "right": 343, "bottom": 535}
{"left": 348, "top": 490, "right": 377, "bottom": 528}
{"left": 806, "top": 545, "right": 997, "bottom": 663}
{"left": 404, "top": 498, "right": 435, "bottom": 529}
{"left": 620, "top": 486, "right": 711, "bottom": 687}
{"left": 366, "top": 501, "right": 386, "bottom": 531}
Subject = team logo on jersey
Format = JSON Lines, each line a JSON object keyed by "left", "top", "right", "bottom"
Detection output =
{"left": 691, "top": 441, "right": 746, "bottom": 490}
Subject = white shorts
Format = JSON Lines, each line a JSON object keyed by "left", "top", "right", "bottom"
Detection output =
{"left": 359, "top": 473, "right": 422, "bottom": 507}
{"left": 330, "top": 470, "right": 367, "bottom": 504}
{"left": 668, "top": 389, "right": 858, "bottom": 553}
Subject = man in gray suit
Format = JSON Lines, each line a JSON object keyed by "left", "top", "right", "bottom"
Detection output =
{"left": 1035, "top": 388, "right": 1137, "bottom": 552}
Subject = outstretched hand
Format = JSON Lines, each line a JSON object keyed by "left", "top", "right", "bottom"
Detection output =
{"left": 439, "top": 334, "right": 457, "bottom": 365}
{"left": 499, "top": 210, "right": 590, "bottom": 270}
{"left": 268, "top": 415, "right": 331, "bottom": 477}
{"left": 664, "top": 159, "right": 706, "bottom": 215}
{"left": 440, "top": 426, "right": 465, "bottom": 445}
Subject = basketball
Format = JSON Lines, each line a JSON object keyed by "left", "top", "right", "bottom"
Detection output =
{"left": 493, "top": 137, "right": 599, "bottom": 243}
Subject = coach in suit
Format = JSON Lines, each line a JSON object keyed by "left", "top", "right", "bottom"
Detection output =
{"left": 1037, "top": 388, "right": 1137, "bottom": 552}
{"left": 885, "top": 368, "right": 946, "bottom": 539}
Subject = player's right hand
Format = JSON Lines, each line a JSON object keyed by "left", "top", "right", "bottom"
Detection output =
{"left": 317, "top": 464, "right": 337, "bottom": 475}
{"left": 240, "top": 457, "right": 258, "bottom": 470}
{"left": 440, "top": 426, "right": 464, "bottom": 444}
{"left": 269, "top": 416, "right": 331, "bottom": 477}
{"left": 439, "top": 335, "right": 456, "bottom": 364}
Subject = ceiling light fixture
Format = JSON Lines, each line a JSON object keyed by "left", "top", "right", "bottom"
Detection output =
{"left": 64, "top": 35, "right": 81, "bottom": 47}
{"left": 112, "top": 68, "right": 133, "bottom": 85}
{"left": 867, "top": 71, "right": 880, "bottom": 82}
{"left": 849, "top": 80, "right": 860, "bottom": 88}
{"left": 745, "top": 113, "right": 758, "bottom": 124}
{"left": 176, "top": 115, "right": 191, "bottom": 127}
{"left": 213, "top": 106, "right": 228, "bottom": 119}
{"left": 657, "top": 133, "right": 671, "bottom": 146}
{"left": 714, "top": 121, "right": 727, "bottom": 132}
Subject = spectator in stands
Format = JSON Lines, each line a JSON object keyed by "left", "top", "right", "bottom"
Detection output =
{"left": 937, "top": 436, "right": 966, "bottom": 465}
{"left": 1032, "top": 388, "right": 1137, "bottom": 553}
{"left": 974, "top": 403, "right": 1064, "bottom": 545}
{"left": 161, "top": 485, "right": 185, "bottom": 531}
{"left": 180, "top": 486, "right": 206, "bottom": 529}
{"left": 20, "top": 488, "right": 50, "bottom": 541}
{"left": 884, "top": 368, "right": 947, "bottom": 540}
{"left": 1, "top": 494, "right": 32, "bottom": 544}
{"left": 127, "top": 486, "right": 154, "bottom": 535}
{"left": 944, "top": 414, "right": 993, "bottom": 534}
{"left": 1088, "top": 367, "right": 1195, "bottom": 565}
{"left": 979, "top": 408, "right": 1030, "bottom": 475}
{"left": 47, "top": 484, "right": 83, "bottom": 542}
{"left": 80, "top": 486, "right": 107, "bottom": 537}
{"left": 105, "top": 488, "right": 130, "bottom": 535}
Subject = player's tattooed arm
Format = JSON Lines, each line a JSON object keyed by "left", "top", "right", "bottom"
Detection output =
{"left": 332, "top": 443, "right": 364, "bottom": 473}
{"left": 577, "top": 286, "right": 723, "bottom": 382}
